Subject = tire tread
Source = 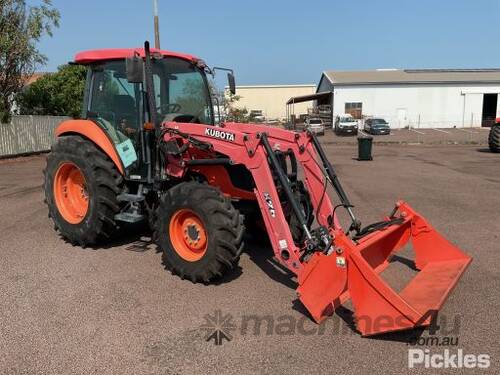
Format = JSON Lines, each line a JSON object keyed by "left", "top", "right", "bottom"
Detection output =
{"left": 44, "top": 135, "right": 122, "bottom": 246}
{"left": 154, "top": 182, "right": 244, "bottom": 283}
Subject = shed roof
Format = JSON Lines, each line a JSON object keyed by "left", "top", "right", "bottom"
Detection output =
{"left": 322, "top": 69, "right": 500, "bottom": 86}
{"left": 286, "top": 91, "right": 332, "bottom": 105}
{"left": 24, "top": 72, "right": 49, "bottom": 86}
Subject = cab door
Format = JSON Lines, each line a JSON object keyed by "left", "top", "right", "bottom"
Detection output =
{"left": 85, "top": 60, "right": 147, "bottom": 179}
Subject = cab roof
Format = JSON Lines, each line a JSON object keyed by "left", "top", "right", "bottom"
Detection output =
{"left": 74, "top": 48, "right": 199, "bottom": 65}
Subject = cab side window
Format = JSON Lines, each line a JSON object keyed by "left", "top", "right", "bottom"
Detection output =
{"left": 88, "top": 61, "right": 142, "bottom": 146}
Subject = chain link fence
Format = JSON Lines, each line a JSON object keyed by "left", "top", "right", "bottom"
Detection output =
{"left": 0, "top": 115, "right": 69, "bottom": 158}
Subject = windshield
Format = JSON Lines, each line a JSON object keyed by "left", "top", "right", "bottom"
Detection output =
{"left": 309, "top": 119, "right": 322, "bottom": 124}
{"left": 373, "top": 119, "right": 388, "bottom": 125}
{"left": 153, "top": 57, "right": 214, "bottom": 125}
{"left": 340, "top": 117, "right": 356, "bottom": 122}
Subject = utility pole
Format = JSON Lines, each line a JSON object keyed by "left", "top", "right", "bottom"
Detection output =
{"left": 153, "top": 0, "right": 161, "bottom": 49}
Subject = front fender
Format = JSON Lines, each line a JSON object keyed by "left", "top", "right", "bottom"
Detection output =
{"left": 55, "top": 119, "right": 124, "bottom": 175}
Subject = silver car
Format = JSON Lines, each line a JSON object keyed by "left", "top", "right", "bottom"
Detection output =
{"left": 305, "top": 118, "right": 325, "bottom": 136}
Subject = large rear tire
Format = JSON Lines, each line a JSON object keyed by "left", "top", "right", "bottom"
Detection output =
{"left": 44, "top": 135, "right": 122, "bottom": 246}
{"left": 488, "top": 125, "right": 500, "bottom": 153}
{"left": 155, "top": 182, "right": 244, "bottom": 283}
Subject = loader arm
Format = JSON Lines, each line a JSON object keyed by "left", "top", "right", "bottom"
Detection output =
{"left": 162, "top": 121, "right": 471, "bottom": 336}
{"left": 162, "top": 121, "right": 339, "bottom": 273}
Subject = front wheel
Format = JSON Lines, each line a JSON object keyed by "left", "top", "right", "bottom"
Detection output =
{"left": 155, "top": 182, "right": 245, "bottom": 283}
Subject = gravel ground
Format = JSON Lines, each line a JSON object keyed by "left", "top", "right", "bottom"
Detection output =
{"left": 0, "top": 142, "right": 498, "bottom": 375}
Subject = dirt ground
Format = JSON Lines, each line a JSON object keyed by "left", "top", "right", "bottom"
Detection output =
{"left": 0, "top": 141, "right": 499, "bottom": 374}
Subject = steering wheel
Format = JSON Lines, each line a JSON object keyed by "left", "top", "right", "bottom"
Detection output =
{"left": 159, "top": 103, "right": 181, "bottom": 114}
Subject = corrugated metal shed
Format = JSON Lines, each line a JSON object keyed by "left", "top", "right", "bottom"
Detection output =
{"left": 322, "top": 69, "right": 500, "bottom": 86}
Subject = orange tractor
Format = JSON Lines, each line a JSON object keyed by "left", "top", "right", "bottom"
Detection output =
{"left": 44, "top": 42, "right": 471, "bottom": 335}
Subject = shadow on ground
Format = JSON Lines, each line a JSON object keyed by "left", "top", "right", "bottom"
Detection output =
{"left": 243, "top": 234, "right": 297, "bottom": 290}
{"left": 476, "top": 148, "right": 494, "bottom": 153}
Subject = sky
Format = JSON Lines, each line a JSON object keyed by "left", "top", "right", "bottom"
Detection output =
{"left": 33, "top": 0, "right": 500, "bottom": 85}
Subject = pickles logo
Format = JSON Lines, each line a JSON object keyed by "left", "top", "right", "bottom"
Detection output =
{"left": 408, "top": 349, "right": 490, "bottom": 369}
{"left": 205, "top": 128, "right": 235, "bottom": 142}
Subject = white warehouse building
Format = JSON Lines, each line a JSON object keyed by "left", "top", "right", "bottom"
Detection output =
{"left": 316, "top": 69, "right": 500, "bottom": 128}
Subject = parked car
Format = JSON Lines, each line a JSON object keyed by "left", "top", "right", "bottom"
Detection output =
{"left": 364, "top": 118, "right": 391, "bottom": 135}
{"left": 249, "top": 110, "right": 265, "bottom": 122}
{"left": 334, "top": 114, "right": 358, "bottom": 135}
{"left": 305, "top": 118, "right": 325, "bottom": 136}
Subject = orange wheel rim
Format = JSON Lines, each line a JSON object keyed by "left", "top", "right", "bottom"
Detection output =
{"left": 169, "top": 209, "right": 208, "bottom": 262}
{"left": 53, "top": 162, "right": 89, "bottom": 224}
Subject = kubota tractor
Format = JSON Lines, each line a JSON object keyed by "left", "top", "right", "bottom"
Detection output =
{"left": 44, "top": 42, "right": 471, "bottom": 335}
{"left": 488, "top": 118, "right": 500, "bottom": 152}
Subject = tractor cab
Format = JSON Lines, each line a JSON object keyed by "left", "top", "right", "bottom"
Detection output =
{"left": 77, "top": 48, "right": 226, "bottom": 179}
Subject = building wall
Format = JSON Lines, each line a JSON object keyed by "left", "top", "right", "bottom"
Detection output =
{"left": 329, "top": 83, "right": 500, "bottom": 128}
{"left": 232, "top": 85, "right": 316, "bottom": 121}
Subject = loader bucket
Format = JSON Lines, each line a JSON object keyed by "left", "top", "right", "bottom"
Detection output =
{"left": 297, "top": 201, "right": 471, "bottom": 336}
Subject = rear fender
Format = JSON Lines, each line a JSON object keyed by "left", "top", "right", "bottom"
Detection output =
{"left": 55, "top": 119, "right": 125, "bottom": 175}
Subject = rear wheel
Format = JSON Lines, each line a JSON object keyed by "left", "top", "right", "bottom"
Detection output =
{"left": 155, "top": 182, "right": 244, "bottom": 283}
{"left": 488, "top": 125, "right": 500, "bottom": 152}
{"left": 44, "top": 135, "right": 122, "bottom": 246}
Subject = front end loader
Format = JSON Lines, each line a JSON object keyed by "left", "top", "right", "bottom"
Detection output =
{"left": 44, "top": 42, "right": 471, "bottom": 336}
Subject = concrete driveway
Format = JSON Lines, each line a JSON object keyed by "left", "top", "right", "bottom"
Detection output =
{"left": 322, "top": 126, "right": 490, "bottom": 145}
{"left": 0, "top": 143, "right": 498, "bottom": 374}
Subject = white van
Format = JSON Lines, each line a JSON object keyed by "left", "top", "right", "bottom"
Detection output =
{"left": 334, "top": 114, "right": 359, "bottom": 135}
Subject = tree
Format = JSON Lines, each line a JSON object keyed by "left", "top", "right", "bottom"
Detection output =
{"left": 208, "top": 80, "right": 254, "bottom": 123}
{"left": 0, "top": 0, "right": 60, "bottom": 122}
{"left": 224, "top": 91, "right": 251, "bottom": 123}
{"left": 17, "top": 64, "right": 86, "bottom": 118}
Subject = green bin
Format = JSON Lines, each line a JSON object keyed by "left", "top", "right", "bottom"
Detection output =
{"left": 358, "top": 136, "right": 373, "bottom": 161}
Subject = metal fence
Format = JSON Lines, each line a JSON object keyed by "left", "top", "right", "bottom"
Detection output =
{"left": 0, "top": 115, "right": 69, "bottom": 157}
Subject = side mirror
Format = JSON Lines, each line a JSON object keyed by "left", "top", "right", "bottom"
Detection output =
{"left": 126, "top": 55, "right": 144, "bottom": 83}
{"left": 227, "top": 72, "right": 236, "bottom": 95}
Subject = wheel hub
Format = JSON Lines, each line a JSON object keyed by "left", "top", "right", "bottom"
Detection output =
{"left": 53, "top": 162, "right": 89, "bottom": 224}
{"left": 186, "top": 224, "right": 200, "bottom": 242}
{"left": 169, "top": 209, "right": 208, "bottom": 262}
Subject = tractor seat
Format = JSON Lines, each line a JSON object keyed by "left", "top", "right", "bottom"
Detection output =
{"left": 112, "top": 95, "right": 137, "bottom": 119}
